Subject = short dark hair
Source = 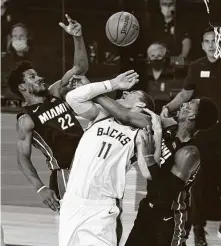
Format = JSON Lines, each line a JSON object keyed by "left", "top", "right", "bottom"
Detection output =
{"left": 11, "top": 22, "right": 28, "bottom": 36}
{"left": 8, "top": 61, "right": 32, "bottom": 98}
{"left": 195, "top": 97, "right": 219, "bottom": 131}
{"left": 201, "top": 26, "right": 214, "bottom": 42}
{"left": 139, "top": 91, "right": 155, "bottom": 112}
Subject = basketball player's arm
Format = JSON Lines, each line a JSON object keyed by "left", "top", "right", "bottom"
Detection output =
{"left": 49, "top": 16, "right": 88, "bottom": 98}
{"left": 161, "top": 63, "right": 196, "bottom": 117}
{"left": 16, "top": 115, "right": 60, "bottom": 211}
{"left": 94, "top": 95, "right": 151, "bottom": 128}
{"left": 65, "top": 71, "right": 139, "bottom": 121}
{"left": 149, "top": 145, "right": 200, "bottom": 213}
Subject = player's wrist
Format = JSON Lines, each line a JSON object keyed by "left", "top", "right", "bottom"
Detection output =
{"left": 162, "top": 105, "right": 170, "bottom": 113}
{"left": 37, "top": 185, "right": 47, "bottom": 193}
{"left": 144, "top": 155, "right": 156, "bottom": 166}
{"left": 109, "top": 78, "right": 119, "bottom": 91}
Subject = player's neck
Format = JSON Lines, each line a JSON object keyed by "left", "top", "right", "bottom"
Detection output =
{"left": 207, "top": 55, "right": 217, "bottom": 63}
{"left": 25, "top": 95, "right": 46, "bottom": 105}
{"left": 176, "top": 123, "right": 192, "bottom": 142}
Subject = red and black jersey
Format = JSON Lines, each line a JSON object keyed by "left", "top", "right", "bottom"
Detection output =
{"left": 17, "top": 96, "right": 83, "bottom": 170}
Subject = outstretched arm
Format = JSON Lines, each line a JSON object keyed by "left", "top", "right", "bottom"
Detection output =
{"left": 65, "top": 70, "right": 139, "bottom": 121}
{"left": 17, "top": 114, "right": 60, "bottom": 211}
{"left": 49, "top": 14, "right": 88, "bottom": 98}
{"left": 94, "top": 95, "right": 151, "bottom": 128}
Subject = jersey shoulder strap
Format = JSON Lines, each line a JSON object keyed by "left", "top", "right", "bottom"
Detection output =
{"left": 163, "top": 124, "right": 178, "bottom": 141}
{"left": 17, "top": 107, "right": 29, "bottom": 121}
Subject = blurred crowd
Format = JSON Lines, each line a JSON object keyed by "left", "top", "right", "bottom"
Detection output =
{"left": 0, "top": 0, "right": 214, "bottom": 110}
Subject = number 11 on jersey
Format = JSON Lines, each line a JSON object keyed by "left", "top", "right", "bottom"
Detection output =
{"left": 98, "top": 141, "right": 112, "bottom": 159}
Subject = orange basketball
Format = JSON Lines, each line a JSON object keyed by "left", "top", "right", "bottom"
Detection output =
{"left": 105, "top": 12, "right": 140, "bottom": 47}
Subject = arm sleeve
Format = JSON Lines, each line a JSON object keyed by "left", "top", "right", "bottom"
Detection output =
{"left": 183, "top": 63, "right": 196, "bottom": 90}
{"left": 65, "top": 80, "right": 112, "bottom": 115}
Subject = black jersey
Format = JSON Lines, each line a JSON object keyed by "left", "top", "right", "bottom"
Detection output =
{"left": 17, "top": 96, "right": 83, "bottom": 170}
{"left": 148, "top": 125, "right": 200, "bottom": 210}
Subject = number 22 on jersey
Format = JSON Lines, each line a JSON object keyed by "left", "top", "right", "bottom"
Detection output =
{"left": 58, "top": 114, "right": 75, "bottom": 130}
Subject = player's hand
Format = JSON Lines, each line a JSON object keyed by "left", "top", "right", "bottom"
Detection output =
{"left": 113, "top": 70, "right": 139, "bottom": 90}
{"left": 143, "top": 108, "right": 161, "bottom": 132}
{"left": 137, "top": 127, "right": 155, "bottom": 158}
{"left": 59, "top": 14, "right": 82, "bottom": 36}
{"left": 38, "top": 187, "right": 60, "bottom": 212}
{"left": 160, "top": 106, "right": 170, "bottom": 118}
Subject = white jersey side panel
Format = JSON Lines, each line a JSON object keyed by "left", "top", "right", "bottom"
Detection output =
{"left": 65, "top": 117, "right": 138, "bottom": 200}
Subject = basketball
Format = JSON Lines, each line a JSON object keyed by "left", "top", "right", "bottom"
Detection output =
{"left": 105, "top": 12, "right": 140, "bottom": 47}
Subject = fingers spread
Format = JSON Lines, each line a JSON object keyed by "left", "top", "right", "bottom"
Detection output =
{"left": 59, "top": 22, "right": 66, "bottom": 29}
{"left": 124, "top": 70, "right": 135, "bottom": 76}
{"left": 65, "top": 14, "right": 72, "bottom": 22}
{"left": 127, "top": 72, "right": 139, "bottom": 80}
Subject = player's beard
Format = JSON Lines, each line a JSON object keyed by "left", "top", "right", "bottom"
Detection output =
{"left": 32, "top": 88, "right": 49, "bottom": 97}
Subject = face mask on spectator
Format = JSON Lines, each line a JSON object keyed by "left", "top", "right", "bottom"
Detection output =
{"left": 149, "top": 59, "right": 166, "bottom": 70}
{"left": 12, "top": 39, "right": 28, "bottom": 52}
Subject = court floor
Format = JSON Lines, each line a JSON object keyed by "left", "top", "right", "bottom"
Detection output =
{"left": 1, "top": 113, "right": 221, "bottom": 246}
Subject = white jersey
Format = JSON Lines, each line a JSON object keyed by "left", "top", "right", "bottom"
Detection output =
{"left": 65, "top": 117, "right": 139, "bottom": 200}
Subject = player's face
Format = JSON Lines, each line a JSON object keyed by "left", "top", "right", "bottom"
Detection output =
{"left": 22, "top": 69, "right": 47, "bottom": 96}
{"left": 117, "top": 90, "right": 144, "bottom": 109}
{"left": 202, "top": 31, "right": 216, "bottom": 58}
{"left": 178, "top": 99, "right": 200, "bottom": 121}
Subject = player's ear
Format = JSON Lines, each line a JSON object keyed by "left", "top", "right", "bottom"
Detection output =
{"left": 18, "top": 83, "right": 26, "bottom": 92}
{"left": 137, "top": 102, "right": 146, "bottom": 108}
{"left": 201, "top": 42, "right": 205, "bottom": 52}
{"left": 188, "top": 114, "right": 196, "bottom": 121}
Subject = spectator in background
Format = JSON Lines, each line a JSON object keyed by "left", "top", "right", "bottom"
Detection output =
{"left": 148, "top": 0, "right": 191, "bottom": 59}
{"left": 141, "top": 42, "right": 183, "bottom": 114}
{"left": 1, "top": 23, "right": 33, "bottom": 106}
{"left": 1, "top": 0, "right": 12, "bottom": 55}
{"left": 1, "top": 22, "right": 63, "bottom": 103}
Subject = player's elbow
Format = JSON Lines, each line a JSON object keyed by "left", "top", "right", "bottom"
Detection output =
{"left": 74, "top": 63, "right": 88, "bottom": 75}
{"left": 181, "top": 89, "right": 193, "bottom": 101}
{"left": 65, "top": 89, "right": 83, "bottom": 107}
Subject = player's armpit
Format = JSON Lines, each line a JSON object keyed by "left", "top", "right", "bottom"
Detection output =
{"left": 172, "top": 145, "right": 200, "bottom": 182}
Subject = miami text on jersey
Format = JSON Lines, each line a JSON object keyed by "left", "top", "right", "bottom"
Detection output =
{"left": 97, "top": 127, "right": 131, "bottom": 146}
{"left": 38, "top": 103, "right": 68, "bottom": 124}
{"left": 160, "top": 139, "right": 172, "bottom": 165}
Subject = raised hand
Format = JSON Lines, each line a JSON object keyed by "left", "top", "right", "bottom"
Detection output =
{"left": 142, "top": 108, "right": 161, "bottom": 131}
{"left": 112, "top": 70, "right": 139, "bottom": 90}
{"left": 59, "top": 14, "right": 82, "bottom": 36}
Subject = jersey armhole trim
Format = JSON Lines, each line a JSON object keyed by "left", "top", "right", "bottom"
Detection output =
{"left": 86, "top": 116, "right": 113, "bottom": 130}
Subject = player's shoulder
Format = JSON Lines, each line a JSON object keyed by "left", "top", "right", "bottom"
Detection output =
{"left": 176, "top": 144, "right": 200, "bottom": 161}
{"left": 17, "top": 113, "right": 35, "bottom": 132}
